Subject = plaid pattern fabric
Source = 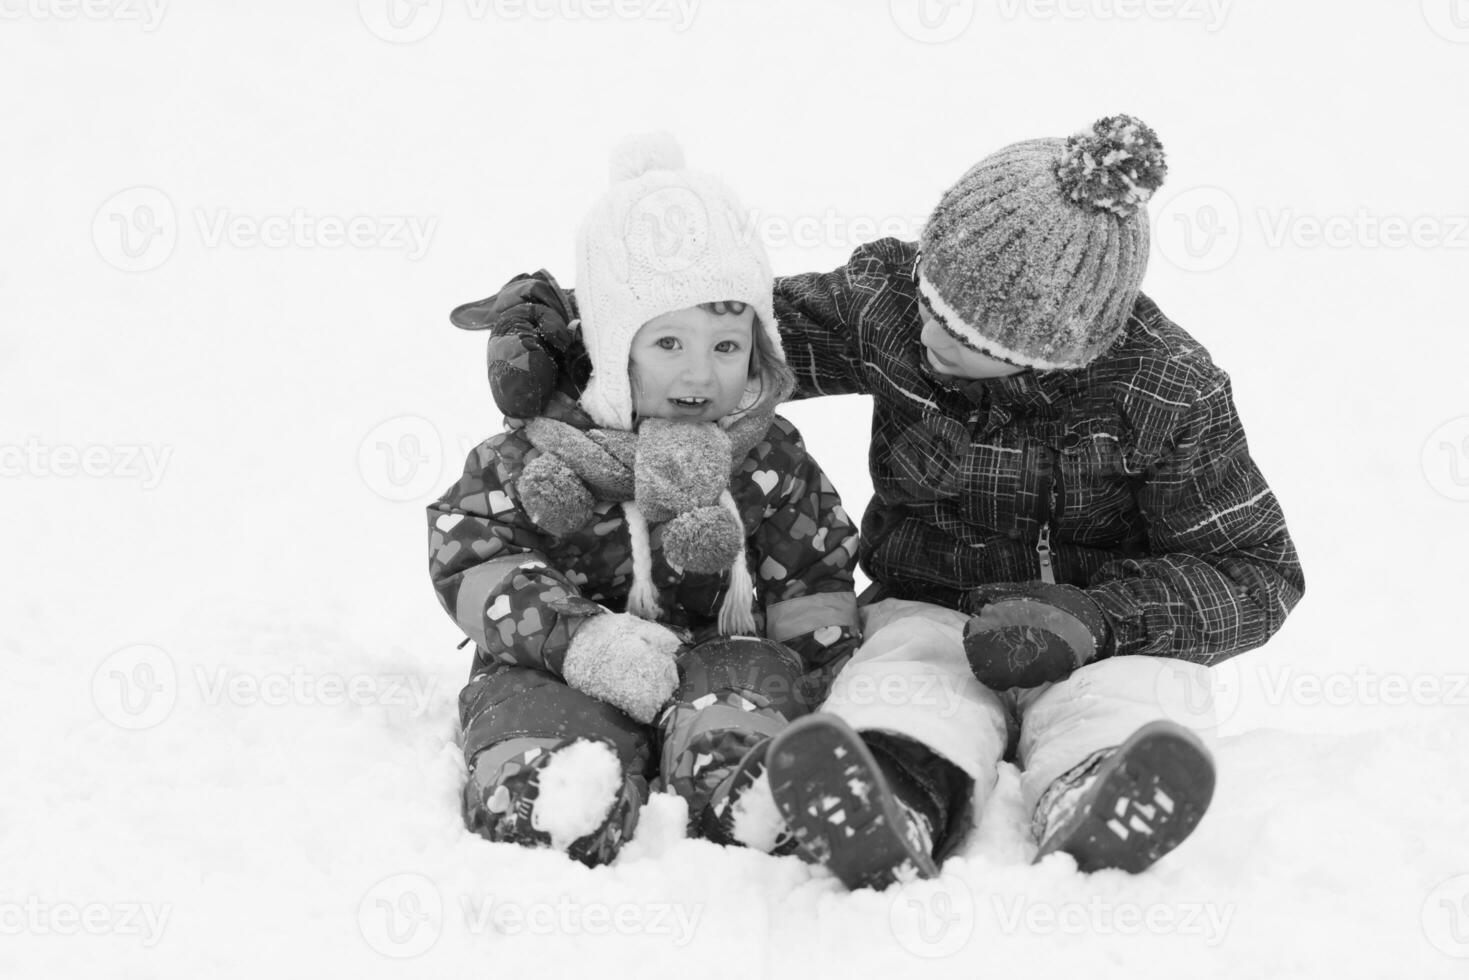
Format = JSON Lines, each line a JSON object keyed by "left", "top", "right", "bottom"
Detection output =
{"left": 772, "top": 238, "right": 1304, "bottom": 665}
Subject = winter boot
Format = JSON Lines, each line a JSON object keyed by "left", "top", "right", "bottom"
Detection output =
{"left": 659, "top": 637, "right": 808, "bottom": 847}
{"left": 766, "top": 714, "right": 940, "bottom": 890}
{"left": 1032, "top": 719, "right": 1215, "bottom": 873}
{"left": 700, "top": 738, "right": 798, "bottom": 855}
{"left": 463, "top": 736, "right": 643, "bottom": 867}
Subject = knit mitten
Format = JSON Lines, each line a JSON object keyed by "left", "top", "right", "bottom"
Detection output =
{"left": 562, "top": 612, "right": 682, "bottom": 724}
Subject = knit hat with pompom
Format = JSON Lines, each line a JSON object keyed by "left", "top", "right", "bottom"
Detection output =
{"left": 575, "top": 133, "right": 782, "bottom": 431}
{"left": 917, "top": 114, "right": 1167, "bottom": 371}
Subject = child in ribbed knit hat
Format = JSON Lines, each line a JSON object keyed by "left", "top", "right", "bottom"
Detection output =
{"left": 430, "top": 135, "right": 864, "bottom": 867}
{"left": 468, "top": 114, "right": 1302, "bottom": 890}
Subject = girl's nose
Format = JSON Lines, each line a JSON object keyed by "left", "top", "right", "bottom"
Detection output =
{"left": 681, "top": 351, "right": 715, "bottom": 383}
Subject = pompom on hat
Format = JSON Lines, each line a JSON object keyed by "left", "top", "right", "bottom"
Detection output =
{"left": 574, "top": 133, "right": 783, "bottom": 431}
{"left": 917, "top": 114, "right": 1167, "bottom": 372}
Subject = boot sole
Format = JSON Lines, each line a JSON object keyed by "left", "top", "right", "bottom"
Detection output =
{"left": 1035, "top": 720, "right": 1215, "bottom": 873}
{"left": 767, "top": 715, "right": 939, "bottom": 890}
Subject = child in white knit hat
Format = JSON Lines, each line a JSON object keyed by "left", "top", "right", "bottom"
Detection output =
{"left": 429, "top": 135, "right": 863, "bottom": 865}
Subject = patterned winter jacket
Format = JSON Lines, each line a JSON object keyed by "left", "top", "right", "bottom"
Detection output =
{"left": 428, "top": 406, "right": 863, "bottom": 679}
{"left": 773, "top": 238, "right": 1304, "bottom": 665}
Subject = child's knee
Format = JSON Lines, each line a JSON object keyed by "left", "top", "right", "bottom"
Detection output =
{"left": 674, "top": 636, "right": 808, "bottom": 721}
{"left": 459, "top": 665, "right": 653, "bottom": 770}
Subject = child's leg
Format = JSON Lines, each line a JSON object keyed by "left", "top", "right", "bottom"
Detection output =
{"left": 1015, "top": 656, "right": 1218, "bottom": 872}
{"left": 766, "top": 600, "right": 1011, "bottom": 888}
{"left": 460, "top": 664, "right": 653, "bottom": 866}
{"left": 821, "top": 599, "right": 1010, "bottom": 821}
{"left": 658, "top": 636, "right": 808, "bottom": 849}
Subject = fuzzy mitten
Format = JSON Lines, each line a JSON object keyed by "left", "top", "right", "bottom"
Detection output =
{"left": 562, "top": 612, "right": 683, "bottom": 724}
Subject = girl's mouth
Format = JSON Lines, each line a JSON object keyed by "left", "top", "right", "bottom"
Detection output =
{"left": 670, "top": 397, "right": 710, "bottom": 408}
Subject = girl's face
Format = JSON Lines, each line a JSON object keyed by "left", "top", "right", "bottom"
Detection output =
{"left": 629, "top": 304, "right": 754, "bottom": 423}
{"left": 918, "top": 303, "right": 1025, "bottom": 380}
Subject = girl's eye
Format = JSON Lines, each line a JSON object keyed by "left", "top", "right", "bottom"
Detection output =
{"left": 654, "top": 337, "right": 680, "bottom": 351}
{"left": 714, "top": 340, "right": 742, "bottom": 354}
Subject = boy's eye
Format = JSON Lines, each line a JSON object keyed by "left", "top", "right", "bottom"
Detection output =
{"left": 654, "top": 337, "right": 680, "bottom": 351}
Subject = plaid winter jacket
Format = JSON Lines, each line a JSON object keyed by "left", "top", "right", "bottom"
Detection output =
{"left": 773, "top": 238, "right": 1304, "bottom": 665}
{"left": 428, "top": 408, "right": 862, "bottom": 678}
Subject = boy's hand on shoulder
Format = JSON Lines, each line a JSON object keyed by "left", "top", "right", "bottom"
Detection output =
{"left": 563, "top": 612, "right": 683, "bottom": 724}
{"left": 961, "top": 583, "right": 1112, "bottom": 690}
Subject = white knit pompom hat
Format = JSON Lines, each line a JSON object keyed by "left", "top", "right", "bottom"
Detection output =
{"left": 574, "top": 133, "right": 782, "bottom": 431}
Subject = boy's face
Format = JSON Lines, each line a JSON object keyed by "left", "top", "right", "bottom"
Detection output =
{"left": 629, "top": 304, "right": 754, "bottom": 422}
{"left": 918, "top": 303, "right": 1025, "bottom": 380}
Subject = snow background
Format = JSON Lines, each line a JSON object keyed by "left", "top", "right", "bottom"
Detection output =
{"left": 4, "top": 1, "right": 1469, "bottom": 976}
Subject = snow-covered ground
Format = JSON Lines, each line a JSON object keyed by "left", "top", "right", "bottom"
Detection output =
{"left": 4, "top": 2, "right": 1469, "bottom": 976}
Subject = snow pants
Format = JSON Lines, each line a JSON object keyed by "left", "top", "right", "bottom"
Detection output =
{"left": 459, "top": 636, "right": 813, "bottom": 838}
{"left": 818, "top": 599, "right": 1219, "bottom": 847}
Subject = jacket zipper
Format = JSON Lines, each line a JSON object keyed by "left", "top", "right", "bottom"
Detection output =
{"left": 1036, "top": 447, "right": 1060, "bottom": 584}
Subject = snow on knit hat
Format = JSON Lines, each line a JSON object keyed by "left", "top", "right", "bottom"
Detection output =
{"left": 574, "top": 133, "right": 783, "bottom": 431}
{"left": 917, "top": 114, "right": 1167, "bottom": 372}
